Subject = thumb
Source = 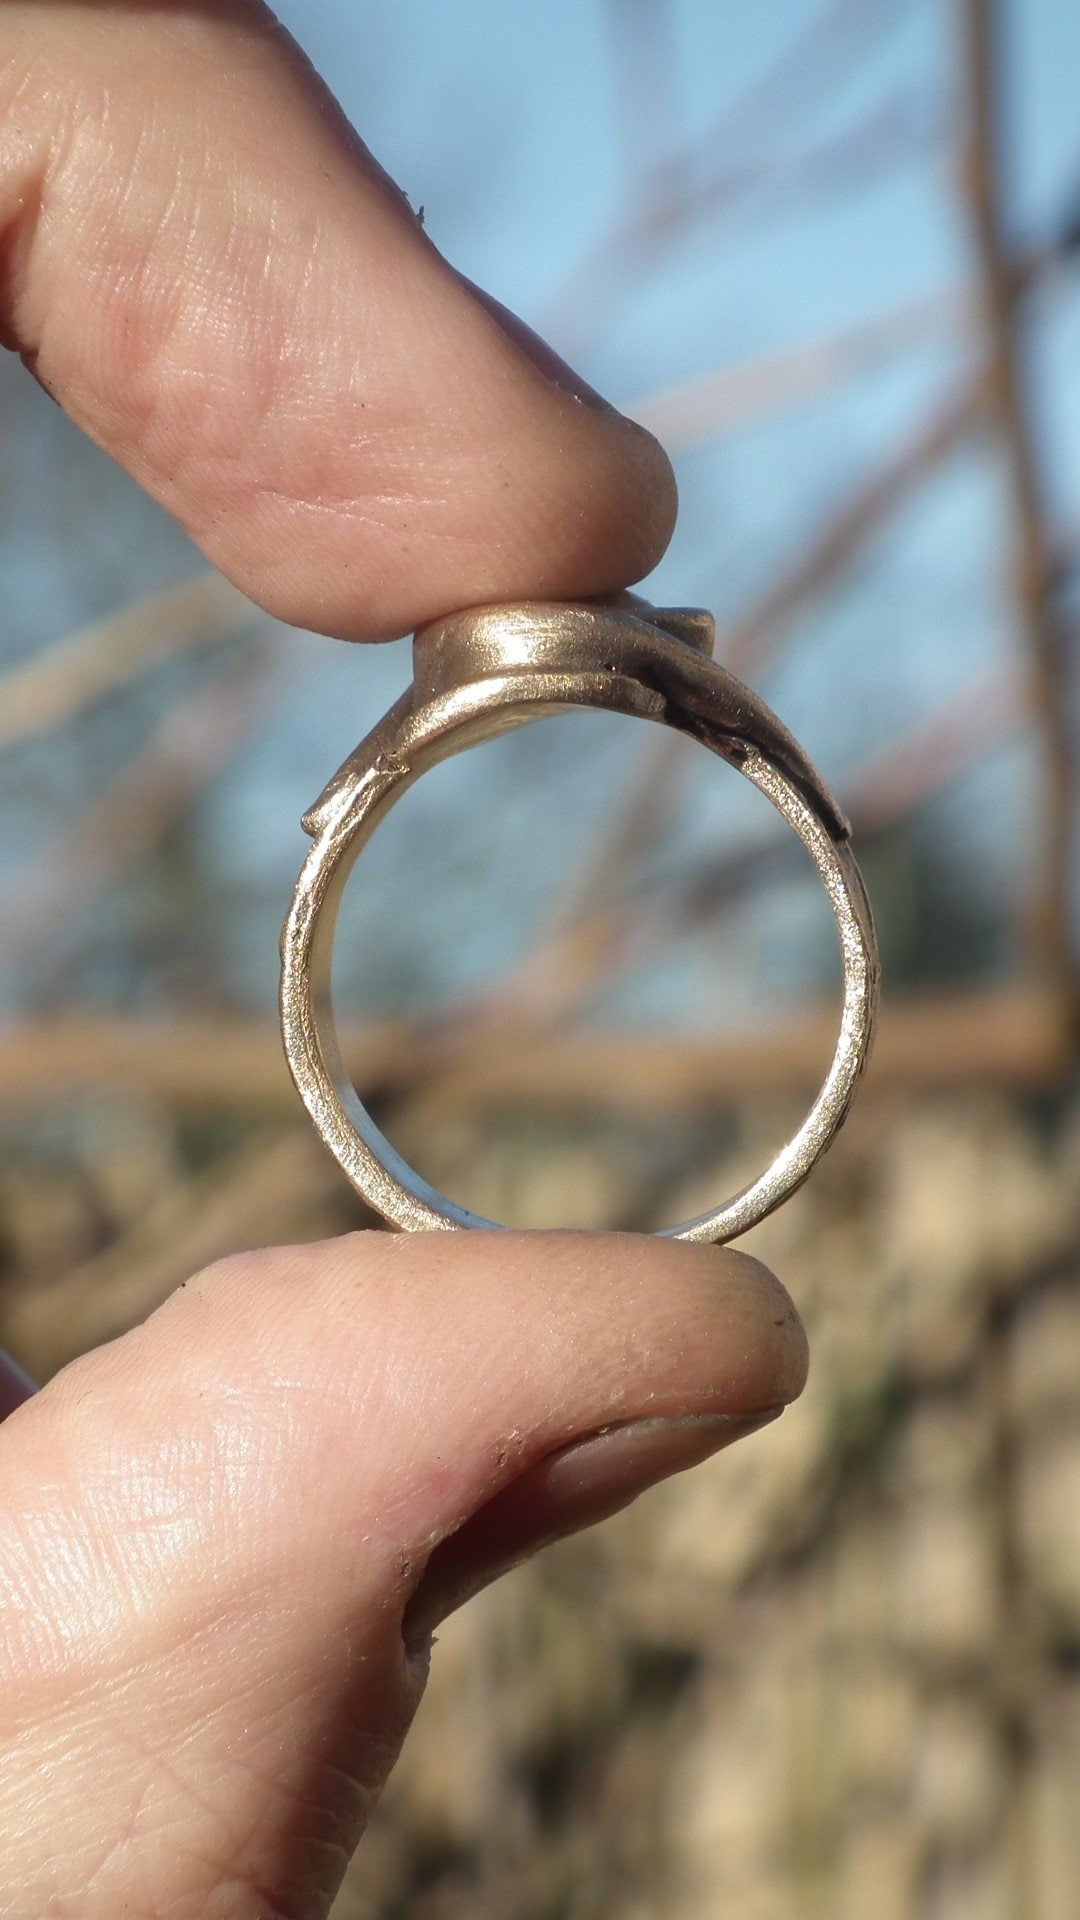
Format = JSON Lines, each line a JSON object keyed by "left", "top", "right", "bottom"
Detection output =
{"left": 0, "top": 1229, "right": 806, "bottom": 1919}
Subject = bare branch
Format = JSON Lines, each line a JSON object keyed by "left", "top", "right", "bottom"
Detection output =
{"left": 549, "top": 86, "right": 937, "bottom": 356}
{"left": 0, "top": 987, "right": 1068, "bottom": 1127}
{"left": 962, "top": 0, "right": 1076, "bottom": 1024}
{"left": 627, "top": 240, "right": 1062, "bottom": 448}
{"left": 604, "top": 0, "right": 681, "bottom": 205}
{"left": 723, "top": 376, "right": 986, "bottom": 678}
{"left": 0, "top": 573, "right": 255, "bottom": 755}
{"left": 547, "top": 0, "right": 922, "bottom": 360}
{"left": 468, "top": 659, "right": 1023, "bottom": 1025}
{"left": 631, "top": 288, "right": 977, "bottom": 447}
{"left": 3, "top": 1129, "right": 356, "bottom": 1379}
{"left": 0, "top": 647, "right": 278, "bottom": 967}
{"left": 530, "top": 377, "right": 987, "bottom": 947}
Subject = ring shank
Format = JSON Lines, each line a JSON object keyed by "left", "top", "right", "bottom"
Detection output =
{"left": 280, "top": 657, "right": 879, "bottom": 1244}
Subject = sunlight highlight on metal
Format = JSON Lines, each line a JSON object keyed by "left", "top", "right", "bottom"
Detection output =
{"left": 280, "top": 597, "right": 880, "bottom": 1241}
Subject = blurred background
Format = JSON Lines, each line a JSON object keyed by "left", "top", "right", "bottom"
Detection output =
{"left": 3, "top": 0, "right": 1080, "bottom": 1913}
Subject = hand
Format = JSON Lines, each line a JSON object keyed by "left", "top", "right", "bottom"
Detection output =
{"left": 0, "top": 8, "right": 808, "bottom": 1917}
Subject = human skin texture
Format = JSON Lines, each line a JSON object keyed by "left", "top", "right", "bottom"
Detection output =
{"left": 0, "top": 8, "right": 809, "bottom": 1916}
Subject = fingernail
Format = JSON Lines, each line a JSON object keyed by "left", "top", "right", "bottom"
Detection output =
{"left": 457, "top": 272, "right": 616, "bottom": 411}
{"left": 530, "top": 1406, "right": 784, "bottom": 1516}
{"left": 403, "top": 1407, "right": 782, "bottom": 1646}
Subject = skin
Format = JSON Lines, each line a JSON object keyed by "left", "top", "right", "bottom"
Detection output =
{"left": 0, "top": 7, "right": 810, "bottom": 1916}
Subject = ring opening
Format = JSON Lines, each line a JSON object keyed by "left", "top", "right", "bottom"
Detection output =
{"left": 284, "top": 695, "right": 875, "bottom": 1239}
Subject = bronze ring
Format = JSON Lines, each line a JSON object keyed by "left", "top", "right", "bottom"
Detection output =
{"left": 280, "top": 597, "right": 880, "bottom": 1242}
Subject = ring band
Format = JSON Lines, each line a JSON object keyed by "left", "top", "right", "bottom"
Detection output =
{"left": 280, "top": 597, "right": 880, "bottom": 1242}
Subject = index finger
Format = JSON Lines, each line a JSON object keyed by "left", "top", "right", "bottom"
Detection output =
{"left": 0, "top": 1, "right": 677, "bottom": 639}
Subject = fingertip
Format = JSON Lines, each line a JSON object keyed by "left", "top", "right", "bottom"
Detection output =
{"left": 305, "top": 1227, "right": 808, "bottom": 1428}
{"left": 581, "top": 1233, "right": 810, "bottom": 1415}
{"left": 453, "top": 271, "right": 679, "bottom": 589}
{"left": 715, "top": 1249, "right": 811, "bottom": 1408}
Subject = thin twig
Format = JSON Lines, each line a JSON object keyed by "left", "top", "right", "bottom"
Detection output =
{"left": 0, "top": 647, "right": 278, "bottom": 967}
{"left": 547, "top": 0, "right": 907, "bottom": 351}
{"left": 541, "top": 377, "right": 988, "bottom": 939}
{"left": 0, "top": 573, "right": 255, "bottom": 755}
{"left": 627, "top": 239, "right": 1060, "bottom": 447}
{"left": 679, "top": 0, "right": 903, "bottom": 166}
{"left": 631, "top": 288, "right": 976, "bottom": 448}
{"left": 723, "top": 376, "right": 987, "bottom": 678}
{"left": 550, "top": 88, "right": 936, "bottom": 357}
{"left": 960, "top": 20, "right": 1074, "bottom": 1910}
{"left": 2, "top": 1129, "right": 356, "bottom": 1379}
{"left": 604, "top": 0, "right": 681, "bottom": 207}
{"left": 643, "top": 84, "right": 937, "bottom": 242}
{"left": 465, "top": 659, "right": 1022, "bottom": 1025}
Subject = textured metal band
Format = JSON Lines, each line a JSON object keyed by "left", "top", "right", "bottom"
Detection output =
{"left": 280, "top": 598, "right": 880, "bottom": 1243}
